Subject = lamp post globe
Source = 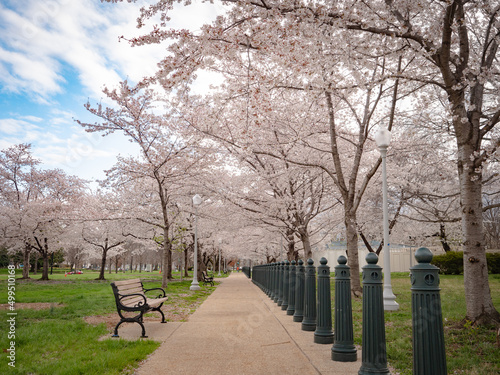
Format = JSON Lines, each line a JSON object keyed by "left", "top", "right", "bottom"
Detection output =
{"left": 375, "top": 128, "right": 399, "bottom": 311}
{"left": 190, "top": 194, "right": 202, "bottom": 291}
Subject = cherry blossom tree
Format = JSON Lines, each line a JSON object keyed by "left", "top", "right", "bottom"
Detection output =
{"left": 0, "top": 144, "right": 86, "bottom": 280}
{"left": 77, "top": 83, "right": 211, "bottom": 287}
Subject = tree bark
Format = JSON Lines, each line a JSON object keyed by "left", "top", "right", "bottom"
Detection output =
{"left": 184, "top": 246, "right": 189, "bottom": 277}
{"left": 22, "top": 242, "right": 30, "bottom": 279}
{"left": 97, "top": 247, "right": 108, "bottom": 281}
{"left": 345, "top": 212, "right": 362, "bottom": 296}
{"left": 458, "top": 143, "right": 500, "bottom": 324}
{"left": 41, "top": 238, "right": 49, "bottom": 281}
{"left": 286, "top": 228, "right": 298, "bottom": 261}
{"left": 299, "top": 230, "right": 313, "bottom": 259}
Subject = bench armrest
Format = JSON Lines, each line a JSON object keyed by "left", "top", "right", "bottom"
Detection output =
{"left": 143, "top": 287, "right": 166, "bottom": 298}
{"left": 118, "top": 293, "right": 147, "bottom": 308}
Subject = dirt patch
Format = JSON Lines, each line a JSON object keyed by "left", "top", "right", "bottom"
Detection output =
{"left": 84, "top": 303, "right": 197, "bottom": 332}
{"left": 0, "top": 302, "right": 65, "bottom": 310}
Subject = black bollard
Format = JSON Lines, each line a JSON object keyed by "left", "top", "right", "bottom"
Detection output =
{"left": 302, "top": 258, "right": 317, "bottom": 331}
{"left": 269, "top": 263, "right": 276, "bottom": 301}
{"left": 358, "top": 253, "right": 390, "bottom": 375}
{"left": 314, "top": 257, "right": 334, "bottom": 344}
{"left": 273, "top": 262, "right": 280, "bottom": 304}
{"left": 277, "top": 261, "right": 284, "bottom": 306}
{"left": 293, "top": 259, "right": 305, "bottom": 322}
{"left": 287, "top": 260, "right": 296, "bottom": 316}
{"left": 281, "top": 260, "right": 290, "bottom": 310}
{"left": 332, "top": 255, "right": 357, "bottom": 362}
{"left": 410, "top": 247, "right": 447, "bottom": 375}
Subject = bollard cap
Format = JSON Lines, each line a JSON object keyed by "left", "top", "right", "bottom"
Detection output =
{"left": 320, "top": 257, "right": 328, "bottom": 265}
{"left": 307, "top": 258, "right": 314, "bottom": 266}
{"left": 298, "top": 259, "right": 303, "bottom": 265}
{"left": 366, "top": 252, "right": 379, "bottom": 264}
{"left": 415, "top": 247, "right": 433, "bottom": 264}
{"left": 338, "top": 255, "right": 347, "bottom": 265}
{"left": 291, "top": 260, "right": 296, "bottom": 265}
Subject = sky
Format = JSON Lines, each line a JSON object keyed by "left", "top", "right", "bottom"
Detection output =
{"left": 0, "top": 0, "right": 223, "bottom": 184}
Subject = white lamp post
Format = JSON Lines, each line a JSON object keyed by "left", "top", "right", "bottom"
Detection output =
{"left": 218, "top": 239, "right": 222, "bottom": 276}
{"left": 190, "top": 194, "right": 202, "bottom": 291}
{"left": 375, "top": 128, "right": 399, "bottom": 311}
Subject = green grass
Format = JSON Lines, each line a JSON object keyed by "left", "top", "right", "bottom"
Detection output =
{"left": 331, "top": 273, "right": 500, "bottom": 375}
{"left": 0, "top": 273, "right": 218, "bottom": 375}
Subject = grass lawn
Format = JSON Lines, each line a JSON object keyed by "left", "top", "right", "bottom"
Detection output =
{"left": 335, "top": 272, "right": 500, "bottom": 375}
{"left": 0, "top": 269, "right": 219, "bottom": 375}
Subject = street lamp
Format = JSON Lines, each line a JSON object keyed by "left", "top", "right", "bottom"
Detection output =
{"left": 218, "top": 238, "right": 222, "bottom": 276}
{"left": 190, "top": 194, "right": 202, "bottom": 291}
{"left": 375, "top": 128, "right": 399, "bottom": 311}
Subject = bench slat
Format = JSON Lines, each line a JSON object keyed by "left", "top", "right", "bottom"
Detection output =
{"left": 122, "top": 297, "right": 147, "bottom": 307}
{"left": 146, "top": 297, "right": 168, "bottom": 307}
{"left": 117, "top": 286, "right": 143, "bottom": 295}
{"left": 114, "top": 279, "right": 142, "bottom": 287}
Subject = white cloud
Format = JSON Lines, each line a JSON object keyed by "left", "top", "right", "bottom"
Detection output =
{"left": 0, "top": 118, "right": 40, "bottom": 135}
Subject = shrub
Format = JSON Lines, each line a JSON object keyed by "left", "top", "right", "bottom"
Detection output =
{"left": 431, "top": 251, "right": 464, "bottom": 274}
{"left": 486, "top": 252, "right": 500, "bottom": 274}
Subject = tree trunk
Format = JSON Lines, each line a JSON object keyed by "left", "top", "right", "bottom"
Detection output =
{"left": 40, "top": 238, "right": 49, "bottom": 281}
{"left": 22, "top": 243, "right": 30, "bottom": 279}
{"left": 97, "top": 248, "right": 107, "bottom": 280}
{"left": 184, "top": 247, "right": 189, "bottom": 277}
{"left": 161, "top": 226, "right": 171, "bottom": 288}
{"left": 345, "top": 212, "right": 362, "bottom": 296}
{"left": 299, "top": 231, "right": 313, "bottom": 259}
{"left": 438, "top": 223, "right": 452, "bottom": 252}
{"left": 458, "top": 143, "right": 500, "bottom": 325}
{"left": 286, "top": 228, "right": 298, "bottom": 261}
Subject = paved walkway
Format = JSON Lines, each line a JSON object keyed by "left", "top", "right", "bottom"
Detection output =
{"left": 115, "top": 272, "right": 362, "bottom": 375}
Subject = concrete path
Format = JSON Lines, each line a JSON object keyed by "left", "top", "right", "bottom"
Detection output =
{"left": 114, "top": 272, "right": 362, "bottom": 375}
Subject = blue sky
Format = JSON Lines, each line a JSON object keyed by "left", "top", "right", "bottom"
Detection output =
{"left": 0, "top": 0, "right": 222, "bottom": 184}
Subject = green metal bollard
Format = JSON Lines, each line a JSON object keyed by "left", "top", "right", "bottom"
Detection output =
{"left": 293, "top": 259, "right": 305, "bottom": 322}
{"left": 287, "top": 260, "right": 296, "bottom": 315}
{"left": 410, "top": 247, "right": 447, "bottom": 375}
{"left": 277, "top": 261, "right": 284, "bottom": 306}
{"left": 269, "top": 263, "right": 276, "bottom": 301}
{"left": 358, "top": 253, "right": 390, "bottom": 375}
{"left": 332, "top": 255, "right": 357, "bottom": 361}
{"left": 281, "top": 260, "right": 290, "bottom": 310}
{"left": 273, "top": 262, "right": 280, "bottom": 304}
{"left": 302, "top": 258, "right": 317, "bottom": 331}
{"left": 314, "top": 257, "right": 334, "bottom": 344}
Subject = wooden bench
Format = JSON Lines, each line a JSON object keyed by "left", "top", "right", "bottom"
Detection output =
{"left": 110, "top": 279, "right": 168, "bottom": 338}
{"left": 201, "top": 271, "right": 214, "bottom": 286}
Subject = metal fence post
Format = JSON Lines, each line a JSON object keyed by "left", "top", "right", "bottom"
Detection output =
{"left": 293, "top": 259, "right": 305, "bottom": 322}
{"left": 314, "top": 257, "right": 334, "bottom": 344}
{"left": 331, "top": 255, "right": 357, "bottom": 361}
{"left": 302, "top": 258, "right": 317, "bottom": 331}
{"left": 274, "top": 261, "right": 280, "bottom": 304}
{"left": 282, "top": 260, "right": 290, "bottom": 311}
{"left": 277, "top": 261, "right": 284, "bottom": 306}
{"left": 410, "top": 247, "right": 447, "bottom": 375}
{"left": 358, "top": 253, "right": 390, "bottom": 375}
{"left": 287, "top": 260, "right": 296, "bottom": 316}
{"left": 270, "top": 262, "right": 276, "bottom": 301}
